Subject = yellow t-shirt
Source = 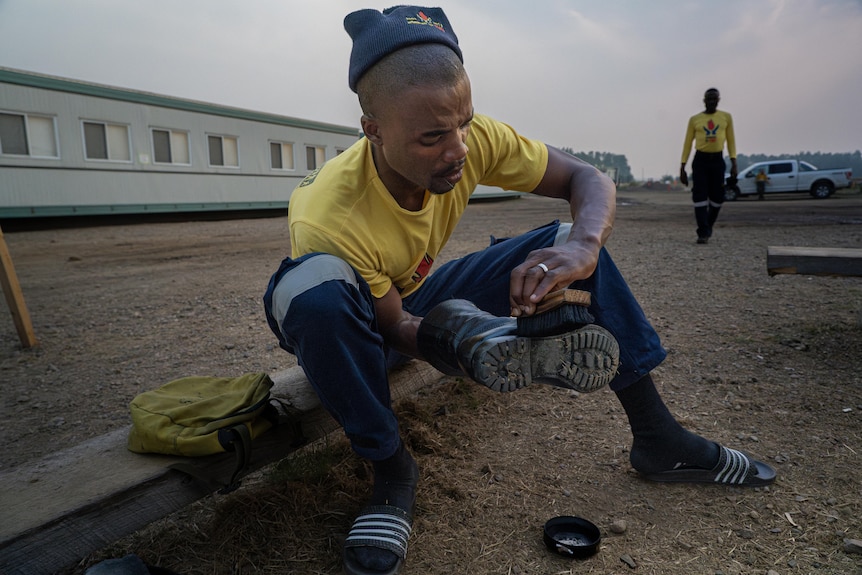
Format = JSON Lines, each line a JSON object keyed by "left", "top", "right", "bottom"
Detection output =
{"left": 288, "top": 114, "right": 548, "bottom": 298}
{"left": 680, "top": 110, "right": 736, "bottom": 164}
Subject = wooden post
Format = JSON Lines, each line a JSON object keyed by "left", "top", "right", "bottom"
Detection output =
{"left": 0, "top": 225, "right": 38, "bottom": 348}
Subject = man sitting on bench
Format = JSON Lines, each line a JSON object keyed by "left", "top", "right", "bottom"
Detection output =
{"left": 263, "top": 7, "right": 776, "bottom": 575}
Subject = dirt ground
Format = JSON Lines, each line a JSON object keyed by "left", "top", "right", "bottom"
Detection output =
{"left": 2, "top": 186, "right": 861, "bottom": 575}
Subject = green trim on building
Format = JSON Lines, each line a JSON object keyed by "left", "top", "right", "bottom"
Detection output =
{"left": 0, "top": 193, "right": 517, "bottom": 219}
{"left": 0, "top": 67, "right": 359, "bottom": 137}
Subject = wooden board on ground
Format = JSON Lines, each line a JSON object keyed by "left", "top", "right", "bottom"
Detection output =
{"left": 0, "top": 361, "right": 443, "bottom": 575}
{"left": 767, "top": 245, "right": 862, "bottom": 277}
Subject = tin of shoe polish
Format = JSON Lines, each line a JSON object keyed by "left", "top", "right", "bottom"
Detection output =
{"left": 543, "top": 515, "right": 601, "bottom": 558}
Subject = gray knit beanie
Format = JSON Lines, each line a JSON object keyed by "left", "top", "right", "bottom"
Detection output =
{"left": 344, "top": 6, "right": 462, "bottom": 93}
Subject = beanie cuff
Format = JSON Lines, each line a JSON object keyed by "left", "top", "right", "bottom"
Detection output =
{"left": 344, "top": 6, "right": 462, "bottom": 92}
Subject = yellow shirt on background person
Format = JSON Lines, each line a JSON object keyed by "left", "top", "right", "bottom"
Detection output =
{"left": 680, "top": 110, "right": 736, "bottom": 164}
{"left": 288, "top": 114, "right": 548, "bottom": 299}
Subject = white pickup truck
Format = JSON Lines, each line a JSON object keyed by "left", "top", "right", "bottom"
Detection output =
{"left": 725, "top": 159, "right": 854, "bottom": 200}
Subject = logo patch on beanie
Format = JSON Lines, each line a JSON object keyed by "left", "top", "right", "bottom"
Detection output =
{"left": 406, "top": 11, "right": 445, "bottom": 32}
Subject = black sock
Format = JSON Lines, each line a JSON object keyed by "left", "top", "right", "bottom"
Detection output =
{"left": 347, "top": 441, "right": 418, "bottom": 572}
{"left": 368, "top": 441, "right": 419, "bottom": 509}
{"left": 615, "top": 374, "right": 719, "bottom": 474}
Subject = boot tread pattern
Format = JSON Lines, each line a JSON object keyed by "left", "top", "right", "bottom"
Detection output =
{"left": 471, "top": 325, "right": 620, "bottom": 393}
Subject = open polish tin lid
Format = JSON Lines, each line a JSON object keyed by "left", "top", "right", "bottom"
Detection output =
{"left": 543, "top": 515, "right": 601, "bottom": 558}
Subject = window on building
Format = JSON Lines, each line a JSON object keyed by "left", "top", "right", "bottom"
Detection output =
{"left": 83, "top": 121, "right": 131, "bottom": 161}
{"left": 270, "top": 141, "right": 295, "bottom": 170}
{"left": 0, "top": 112, "right": 58, "bottom": 158}
{"left": 208, "top": 134, "right": 239, "bottom": 167}
{"left": 306, "top": 145, "right": 326, "bottom": 170}
{"left": 152, "top": 128, "right": 190, "bottom": 165}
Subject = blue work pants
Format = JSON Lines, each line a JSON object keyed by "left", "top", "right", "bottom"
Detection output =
{"left": 263, "top": 221, "right": 665, "bottom": 461}
{"left": 691, "top": 151, "right": 727, "bottom": 238}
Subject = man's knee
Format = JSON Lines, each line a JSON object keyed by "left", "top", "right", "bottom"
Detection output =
{"left": 267, "top": 254, "right": 360, "bottom": 340}
{"left": 691, "top": 184, "right": 708, "bottom": 204}
{"left": 707, "top": 186, "right": 726, "bottom": 206}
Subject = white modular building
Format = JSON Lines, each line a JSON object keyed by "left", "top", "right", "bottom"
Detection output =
{"left": 0, "top": 67, "right": 361, "bottom": 219}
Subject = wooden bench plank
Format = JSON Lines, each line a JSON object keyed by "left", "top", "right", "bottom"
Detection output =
{"left": 767, "top": 246, "right": 862, "bottom": 277}
{"left": 0, "top": 361, "right": 443, "bottom": 575}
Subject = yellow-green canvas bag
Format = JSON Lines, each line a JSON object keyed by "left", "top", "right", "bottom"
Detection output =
{"left": 128, "top": 373, "right": 277, "bottom": 492}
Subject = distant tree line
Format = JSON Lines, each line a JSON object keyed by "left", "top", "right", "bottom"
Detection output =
{"left": 561, "top": 147, "right": 634, "bottom": 183}
{"left": 734, "top": 151, "right": 862, "bottom": 174}
{"left": 564, "top": 149, "right": 860, "bottom": 185}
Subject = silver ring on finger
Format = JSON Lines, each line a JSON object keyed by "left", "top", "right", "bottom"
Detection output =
{"left": 537, "top": 262, "right": 549, "bottom": 273}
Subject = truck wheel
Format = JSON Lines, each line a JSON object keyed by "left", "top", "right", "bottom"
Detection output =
{"left": 724, "top": 185, "right": 740, "bottom": 201}
{"left": 810, "top": 180, "right": 834, "bottom": 199}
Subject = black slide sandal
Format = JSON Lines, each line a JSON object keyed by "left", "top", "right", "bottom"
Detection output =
{"left": 641, "top": 444, "right": 776, "bottom": 487}
{"left": 343, "top": 505, "right": 413, "bottom": 575}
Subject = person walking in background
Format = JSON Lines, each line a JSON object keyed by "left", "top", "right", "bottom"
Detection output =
{"left": 755, "top": 167, "right": 769, "bottom": 200}
{"left": 680, "top": 88, "right": 737, "bottom": 244}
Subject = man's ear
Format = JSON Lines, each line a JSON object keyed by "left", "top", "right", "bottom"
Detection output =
{"left": 361, "top": 114, "right": 383, "bottom": 145}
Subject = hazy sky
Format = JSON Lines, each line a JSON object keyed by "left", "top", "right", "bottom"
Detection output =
{"left": 1, "top": 0, "right": 860, "bottom": 179}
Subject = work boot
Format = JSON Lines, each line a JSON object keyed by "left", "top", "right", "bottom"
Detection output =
{"left": 417, "top": 299, "right": 619, "bottom": 393}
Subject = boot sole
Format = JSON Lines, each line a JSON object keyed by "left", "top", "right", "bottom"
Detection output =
{"left": 469, "top": 325, "right": 620, "bottom": 393}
